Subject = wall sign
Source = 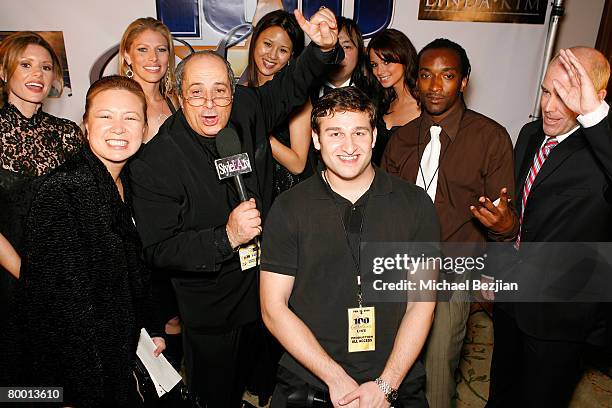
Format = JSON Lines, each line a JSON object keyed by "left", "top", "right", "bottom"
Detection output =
{"left": 418, "top": 0, "right": 547, "bottom": 24}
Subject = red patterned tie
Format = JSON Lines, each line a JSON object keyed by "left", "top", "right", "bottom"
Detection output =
{"left": 515, "top": 137, "right": 558, "bottom": 248}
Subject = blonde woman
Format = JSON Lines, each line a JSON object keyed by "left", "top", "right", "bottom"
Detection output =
{"left": 119, "top": 17, "right": 179, "bottom": 143}
{"left": 118, "top": 17, "right": 184, "bottom": 370}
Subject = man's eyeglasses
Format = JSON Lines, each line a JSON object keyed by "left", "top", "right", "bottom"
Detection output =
{"left": 183, "top": 95, "right": 233, "bottom": 107}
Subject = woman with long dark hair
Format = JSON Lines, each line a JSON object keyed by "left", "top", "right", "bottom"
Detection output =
{"left": 367, "top": 29, "right": 420, "bottom": 164}
{"left": 244, "top": 10, "right": 311, "bottom": 198}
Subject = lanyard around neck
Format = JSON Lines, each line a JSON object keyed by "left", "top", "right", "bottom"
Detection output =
{"left": 321, "top": 170, "right": 370, "bottom": 307}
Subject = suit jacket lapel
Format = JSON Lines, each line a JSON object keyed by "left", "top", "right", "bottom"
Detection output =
{"left": 516, "top": 128, "right": 545, "bottom": 211}
{"left": 530, "top": 129, "right": 586, "bottom": 192}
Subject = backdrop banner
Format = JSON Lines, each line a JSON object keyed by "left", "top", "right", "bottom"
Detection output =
{"left": 3, "top": 0, "right": 568, "bottom": 141}
{"left": 418, "top": 0, "right": 547, "bottom": 24}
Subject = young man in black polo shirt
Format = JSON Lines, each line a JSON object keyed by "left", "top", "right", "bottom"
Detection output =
{"left": 260, "top": 87, "right": 440, "bottom": 408}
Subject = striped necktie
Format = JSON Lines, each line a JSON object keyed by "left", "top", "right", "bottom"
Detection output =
{"left": 515, "top": 137, "right": 558, "bottom": 248}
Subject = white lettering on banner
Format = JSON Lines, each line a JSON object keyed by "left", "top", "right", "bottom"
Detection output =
{"left": 214, "top": 153, "right": 252, "bottom": 180}
{"left": 20, "top": 1, "right": 563, "bottom": 147}
{"left": 423, "top": 0, "right": 541, "bottom": 11}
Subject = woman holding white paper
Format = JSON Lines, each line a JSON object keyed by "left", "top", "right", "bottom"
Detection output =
{"left": 20, "top": 75, "right": 165, "bottom": 407}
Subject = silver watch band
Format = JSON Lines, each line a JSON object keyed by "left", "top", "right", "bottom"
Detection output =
{"left": 375, "top": 377, "right": 392, "bottom": 396}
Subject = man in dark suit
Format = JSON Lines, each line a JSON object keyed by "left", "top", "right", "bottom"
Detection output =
{"left": 128, "top": 9, "right": 342, "bottom": 407}
{"left": 472, "top": 47, "right": 611, "bottom": 407}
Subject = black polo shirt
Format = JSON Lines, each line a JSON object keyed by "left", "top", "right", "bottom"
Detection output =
{"left": 261, "top": 168, "right": 440, "bottom": 387}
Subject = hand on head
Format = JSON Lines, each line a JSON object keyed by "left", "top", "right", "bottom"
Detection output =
{"left": 552, "top": 48, "right": 606, "bottom": 116}
{"left": 294, "top": 8, "right": 338, "bottom": 52}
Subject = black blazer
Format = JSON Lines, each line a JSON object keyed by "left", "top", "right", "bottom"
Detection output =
{"left": 129, "top": 44, "right": 342, "bottom": 333}
{"left": 505, "top": 115, "right": 612, "bottom": 342}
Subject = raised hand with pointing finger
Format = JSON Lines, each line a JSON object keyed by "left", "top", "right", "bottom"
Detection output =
{"left": 294, "top": 7, "right": 338, "bottom": 52}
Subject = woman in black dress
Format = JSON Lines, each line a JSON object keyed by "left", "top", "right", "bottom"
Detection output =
{"left": 367, "top": 29, "right": 420, "bottom": 164}
{"left": 0, "top": 31, "right": 82, "bottom": 384}
{"left": 119, "top": 17, "right": 183, "bottom": 369}
{"left": 20, "top": 76, "right": 165, "bottom": 407}
{"left": 244, "top": 10, "right": 311, "bottom": 198}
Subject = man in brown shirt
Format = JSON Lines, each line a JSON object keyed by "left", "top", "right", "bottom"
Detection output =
{"left": 381, "top": 38, "right": 517, "bottom": 408}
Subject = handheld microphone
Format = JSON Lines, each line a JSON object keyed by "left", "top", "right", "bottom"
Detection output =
{"left": 287, "top": 388, "right": 332, "bottom": 408}
{"left": 214, "top": 128, "right": 252, "bottom": 202}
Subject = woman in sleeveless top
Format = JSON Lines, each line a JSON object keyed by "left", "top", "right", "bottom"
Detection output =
{"left": 118, "top": 17, "right": 183, "bottom": 370}
{"left": 119, "top": 17, "right": 179, "bottom": 143}
{"left": 244, "top": 10, "right": 311, "bottom": 199}
{"left": 367, "top": 29, "right": 420, "bottom": 165}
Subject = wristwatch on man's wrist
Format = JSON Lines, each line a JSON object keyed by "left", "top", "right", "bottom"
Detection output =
{"left": 374, "top": 377, "right": 398, "bottom": 403}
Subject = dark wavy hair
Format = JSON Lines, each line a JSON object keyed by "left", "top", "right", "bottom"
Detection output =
{"left": 335, "top": 16, "right": 371, "bottom": 93}
{"left": 366, "top": 29, "right": 418, "bottom": 115}
{"left": 311, "top": 87, "right": 376, "bottom": 134}
{"left": 246, "top": 10, "right": 304, "bottom": 87}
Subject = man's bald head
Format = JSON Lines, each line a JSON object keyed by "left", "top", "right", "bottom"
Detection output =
{"left": 176, "top": 51, "right": 237, "bottom": 138}
{"left": 175, "top": 51, "right": 237, "bottom": 96}
{"left": 540, "top": 47, "right": 609, "bottom": 137}
{"left": 551, "top": 47, "right": 610, "bottom": 92}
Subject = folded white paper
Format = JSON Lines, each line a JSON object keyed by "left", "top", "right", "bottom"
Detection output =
{"left": 136, "top": 328, "right": 183, "bottom": 397}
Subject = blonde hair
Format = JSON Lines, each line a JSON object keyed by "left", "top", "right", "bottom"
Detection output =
{"left": 588, "top": 53, "right": 610, "bottom": 92}
{"left": 553, "top": 47, "right": 611, "bottom": 92}
{"left": 118, "top": 17, "right": 176, "bottom": 99}
{"left": 0, "top": 31, "right": 63, "bottom": 103}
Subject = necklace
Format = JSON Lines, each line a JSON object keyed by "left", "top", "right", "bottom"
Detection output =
{"left": 322, "top": 168, "right": 376, "bottom": 203}
{"left": 156, "top": 113, "right": 169, "bottom": 125}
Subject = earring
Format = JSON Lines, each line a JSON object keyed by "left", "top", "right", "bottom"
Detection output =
{"left": 164, "top": 71, "right": 171, "bottom": 94}
{"left": 126, "top": 66, "right": 133, "bottom": 79}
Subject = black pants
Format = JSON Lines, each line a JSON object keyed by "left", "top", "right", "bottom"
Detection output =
{"left": 183, "top": 322, "right": 256, "bottom": 408}
{"left": 486, "top": 306, "right": 584, "bottom": 408}
{"left": 270, "top": 366, "right": 428, "bottom": 408}
{"left": 246, "top": 322, "right": 283, "bottom": 405}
